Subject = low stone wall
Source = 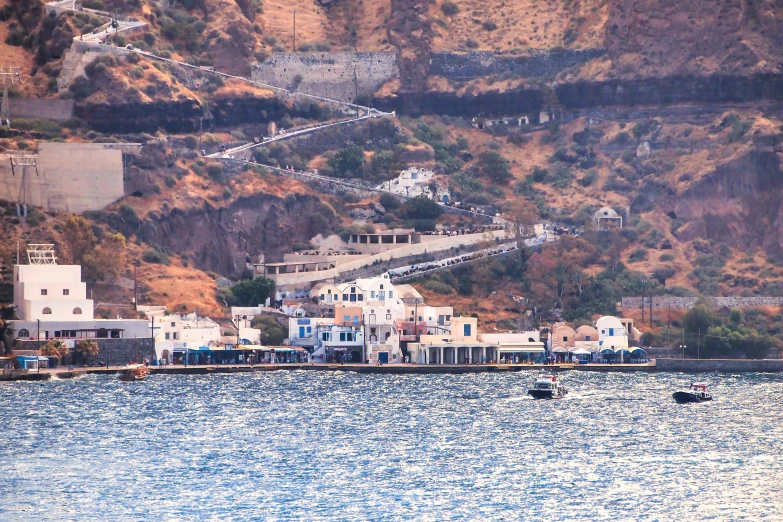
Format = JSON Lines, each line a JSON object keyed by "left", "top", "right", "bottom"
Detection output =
{"left": 622, "top": 296, "right": 783, "bottom": 310}
{"left": 655, "top": 358, "right": 783, "bottom": 372}
{"left": 9, "top": 98, "right": 74, "bottom": 121}
{"left": 429, "top": 49, "right": 606, "bottom": 80}
{"left": 19, "top": 338, "right": 154, "bottom": 366}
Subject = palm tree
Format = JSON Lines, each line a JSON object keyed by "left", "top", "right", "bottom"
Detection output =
{"left": 41, "top": 340, "right": 70, "bottom": 367}
{"left": 76, "top": 339, "right": 99, "bottom": 366}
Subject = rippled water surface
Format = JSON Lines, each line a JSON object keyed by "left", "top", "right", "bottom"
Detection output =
{"left": 2, "top": 371, "right": 783, "bottom": 520}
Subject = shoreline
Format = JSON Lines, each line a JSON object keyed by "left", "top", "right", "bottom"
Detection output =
{"left": 3, "top": 358, "right": 783, "bottom": 380}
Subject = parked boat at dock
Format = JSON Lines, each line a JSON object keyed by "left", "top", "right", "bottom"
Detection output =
{"left": 672, "top": 383, "right": 712, "bottom": 404}
{"left": 528, "top": 375, "right": 567, "bottom": 399}
{"left": 118, "top": 364, "right": 150, "bottom": 382}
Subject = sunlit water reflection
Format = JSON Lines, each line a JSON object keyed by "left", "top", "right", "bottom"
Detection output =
{"left": 2, "top": 371, "right": 783, "bottom": 520}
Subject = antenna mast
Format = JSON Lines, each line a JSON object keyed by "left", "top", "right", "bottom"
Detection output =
{"left": 9, "top": 154, "right": 39, "bottom": 218}
{"left": 0, "top": 67, "right": 21, "bottom": 127}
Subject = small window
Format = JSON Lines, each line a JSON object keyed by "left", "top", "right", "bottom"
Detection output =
{"left": 63, "top": 289, "right": 70, "bottom": 296}
{"left": 165, "top": 332, "right": 170, "bottom": 340}
{"left": 306, "top": 327, "right": 312, "bottom": 334}
{"left": 73, "top": 307, "right": 82, "bottom": 315}
{"left": 171, "top": 322, "right": 176, "bottom": 327}
{"left": 563, "top": 336, "right": 568, "bottom": 342}
{"left": 320, "top": 294, "right": 325, "bottom": 300}
{"left": 54, "top": 331, "right": 61, "bottom": 337}
{"left": 172, "top": 332, "right": 178, "bottom": 340}
{"left": 343, "top": 294, "right": 349, "bottom": 301}
{"left": 353, "top": 315, "right": 359, "bottom": 324}
{"left": 388, "top": 291, "right": 393, "bottom": 298}
{"left": 17, "top": 328, "right": 29, "bottom": 337}
{"left": 585, "top": 335, "right": 591, "bottom": 341}
{"left": 111, "top": 330, "right": 120, "bottom": 339}
{"left": 358, "top": 295, "right": 363, "bottom": 301}
{"left": 41, "top": 289, "right": 48, "bottom": 296}
{"left": 370, "top": 291, "right": 375, "bottom": 299}
{"left": 351, "top": 287, "right": 356, "bottom": 294}
{"left": 344, "top": 315, "right": 350, "bottom": 322}
{"left": 380, "top": 285, "right": 384, "bottom": 290}
{"left": 42, "top": 307, "right": 52, "bottom": 315}
{"left": 386, "top": 313, "right": 392, "bottom": 320}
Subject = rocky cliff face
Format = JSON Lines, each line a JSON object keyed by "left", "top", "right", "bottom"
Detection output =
{"left": 605, "top": 0, "right": 783, "bottom": 78}
{"left": 136, "top": 193, "right": 337, "bottom": 278}
{"left": 649, "top": 134, "right": 783, "bottom": 256}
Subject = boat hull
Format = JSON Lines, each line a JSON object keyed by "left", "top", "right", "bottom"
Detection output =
{"left": 672, "top": 391, "right": 712, "bottom": 404}
{"left": 528, "top": 389, "right": 566, "bottom": 399}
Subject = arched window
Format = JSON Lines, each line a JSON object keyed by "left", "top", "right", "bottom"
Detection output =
{"left": 17, "top": 329, "right": 29, "bottom": 338}
{"left": 73, "top": 307, "right": 82, "bottom": 315}
{"left": 42, "top": 307, "right": 52, "bottom": 315}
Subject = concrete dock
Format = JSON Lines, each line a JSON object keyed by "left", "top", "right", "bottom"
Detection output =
{"left": 3, "top": 362, "right": 657, "bottom": 381}
{"left": 9, "top": 358, "right": 783, "bottom": 381}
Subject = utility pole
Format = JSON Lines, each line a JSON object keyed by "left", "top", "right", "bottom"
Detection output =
{"left": 666, "top": 304, "right": 670, "bottom": 348}
{"left": 649, "top": 290, "right": 653, "bottom": 327}
{"left": 292, "top": 10, "right": 296, "bottom": 52}
{"left": 698, "top": 328, "right": 701, "bottom": 359}
{"left": 682, "top": 327, "right": 685, "bottom": 359}
{"left": 641, "top": 296, "right": 645, "bottom": 324}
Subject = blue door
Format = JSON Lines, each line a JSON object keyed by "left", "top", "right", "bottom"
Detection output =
{"left": 609, "top": 328, "right": 614, "bottom": 336}
{"left": 299, "top": 327, "right": 306, "bottom": 338}
{"left": 378, "top": 352, "right": 389, "bottom": 364}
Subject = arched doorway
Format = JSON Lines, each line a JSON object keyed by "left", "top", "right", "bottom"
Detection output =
{"left": 161, "top": 349, "right": 170, "bottom": 363}
{"left": 350, "top": 350, "right": 361, "bottom": 363}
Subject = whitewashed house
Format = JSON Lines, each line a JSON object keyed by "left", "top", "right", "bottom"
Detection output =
{"left": 11, "top": 245, "right": 147, "bottom": 345}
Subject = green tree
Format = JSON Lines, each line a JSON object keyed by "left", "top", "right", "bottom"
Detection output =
{"left": 231, "top": 277, "right": 275, "bottom": 307}
{"left": 41, "top": 340, "right": 70, "bottom": 366}
{"left": 451, "top": 171, "right": 483, "bottom": 193}
{"left": 682, "top": 302, "right": 716, "bottom": 335}
{"left": 328, "top": 145, "right": 364, "bottom": 177}
{"left": 250, "top": 315, "right": 288, "bottom": 345}
{"left": 76, "top": 339, "right": 99, "bottom": 365}
{"left": 62, "top": 215, "right": 97, "bottom": 263}
{"left": 370, "top": 150, "right": 395, "bottom": 179}
{"left": 379, "top": 193, "right": 400, "bottom": 211}
{"left": 401, "top": 195, "right": 442, "bottom": 220}
{"left": 478, "top": 151, "right": 512, "bottom": 184}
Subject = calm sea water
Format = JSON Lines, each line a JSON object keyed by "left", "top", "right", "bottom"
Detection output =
{"left": 2, "top": 371, "right": 783, "bottom": 521}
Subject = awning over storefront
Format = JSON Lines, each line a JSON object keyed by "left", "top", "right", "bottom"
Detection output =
{"left": 571, "top": 348, "right": 592, "bottom": 355}
{"left": 497, "top": 345, "right": 545, "bottom": 353}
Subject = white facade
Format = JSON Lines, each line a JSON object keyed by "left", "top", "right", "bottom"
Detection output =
{"left": 152, "top": 313, "right": 222, "bottom": 361}
{"left": 11, "top": 258, "right": 147, "bottom": 342}
{"left": 378, "top": 167, "right": 449, "bottom": 202}
{"left": 596, "top": 316, "right": 627, "bottom": 340}
{"left": 14, "top": 264, "right": 93, "bottom": 321}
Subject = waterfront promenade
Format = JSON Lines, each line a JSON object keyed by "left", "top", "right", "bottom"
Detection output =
{"left": 9, "top": 358, "right": 783, "bottom": 381}
{"left": 5, "top": 362, "right": 655, "bottom": 380}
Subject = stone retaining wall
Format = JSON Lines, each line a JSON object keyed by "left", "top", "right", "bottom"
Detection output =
{"left": 655, "top": 358, "right": 783, "bottom": 372}
{"left": 251, "top": 52, "right": 398, "bottom": 103}
{"left": 19, "top": 338, "right": 154, "bottom": 366}
{"left": 9, "top": 98, "right": 74, "bottom": 121}
{"left": 622, "top": 296, "right": 783, "bottom": 310}
{"left": 429, "top": 49, "right": 605, "bottom": 80}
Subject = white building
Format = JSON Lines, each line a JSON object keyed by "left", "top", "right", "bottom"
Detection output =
{"left": 152, "top": 312, "right": 224, "bottom": 362}
{"left": 378, "top": 167, "right": 450, "bottom": 202}
{"left": 11, "top": 245, "right": 147, "bottom": 343}
{"left": 287, "top": 316, "right": 365, "bottom": 363}
{"left": 595, "top": 316, "right": 630, "bottom": 359}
